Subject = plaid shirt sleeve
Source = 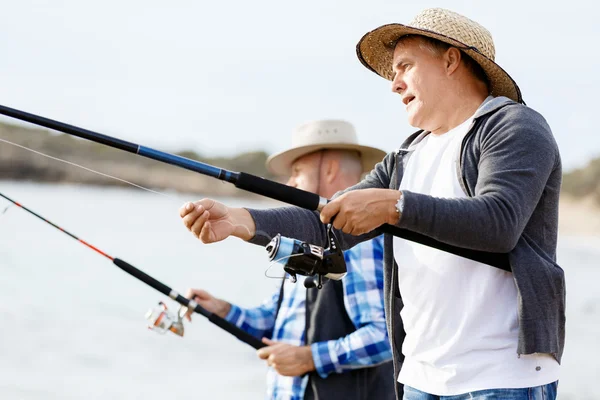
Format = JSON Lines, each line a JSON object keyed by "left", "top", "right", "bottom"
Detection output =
{"left": 310, "top": 236, "right": 392, "bottom": 378}
{"left": 224, "top": 287, "right": 280, "bottom": 339}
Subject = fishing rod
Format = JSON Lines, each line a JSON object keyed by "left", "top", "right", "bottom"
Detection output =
{"left": 0, "top": 104, "right": 510, "bottom": 271}
{"left": 0, "top": 191, "right": 265, "bottom": 349}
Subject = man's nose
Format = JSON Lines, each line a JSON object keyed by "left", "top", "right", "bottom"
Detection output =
{"left": 286, "top": 177, "right": 296, "bottom": 187}
{"left": 391, "top": 76, "right": 405, "bottom": 94}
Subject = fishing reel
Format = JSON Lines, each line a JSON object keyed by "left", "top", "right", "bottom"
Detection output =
{"left": 265, "top": 224, "right": 346, "bottom": 289}
{"left": 145, "top": 301, "right": 187, "bottom": 337}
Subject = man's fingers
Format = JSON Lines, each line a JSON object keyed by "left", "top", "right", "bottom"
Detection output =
{"left": 257, "top": 338, "right": 281, "bottom": 361}
{"left": 182, "top": 202, "right": 204, "bottom": 219}
{"left": 188, "top": 296, "right": 198, "bottom": 317}
{"left": 181, "top": 211, "right": 196, "bottom": 230}
{"left": 191, "top": 289, "right": 210, "bottom": 300}
{"left": 331, "top": 210, "right": 347, "bottom": 231}
{"left": 186, "top": 289, "right": 200, "bottom": 300}
{"left": 340, "top": 220, "right": 350, "bottom": 234}
{"left": 199, "top": 220, "right": 215, "bottom": 243}
{"left": 320, "top": 200, "right": 341, "bottom": 224}
{"left": 185, "top": 291, "right": 197, "bottom": 320}
{"left": 350, "top": 226, "right": 364, "bottom": 236}
{"left": 257, "top": 346, "right": 272, "bottom": 360}
{"left": 184, "top": 289, "right": 212, "bottom": 320}
{"left": 182, "top": 205, "right": 206, "bottom": 231}
{"left": 190, "top": 211, "right": 210, "bottom": 238}
{"left": 179, "top": 202, "right": 195, "bottom": 218}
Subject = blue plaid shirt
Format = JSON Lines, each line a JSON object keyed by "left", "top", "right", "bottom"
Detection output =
{"left": 225, "top": 236, "right": 391, "bottom": 400}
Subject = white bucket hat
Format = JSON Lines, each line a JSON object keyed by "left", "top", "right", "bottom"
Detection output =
{"left": 356, "top": 8, "right": 523, "bottom": 103}
{"left": 266, "top": 120, "right": 387, "bottom": 176}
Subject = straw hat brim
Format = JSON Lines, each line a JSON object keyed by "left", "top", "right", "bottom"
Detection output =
{"left": 356, "top": 23, "right": 522, "bottom": 103}
{"left": 266, "top": 143, "right": 387, "bottom": 176}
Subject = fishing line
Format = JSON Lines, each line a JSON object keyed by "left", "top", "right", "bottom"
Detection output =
{"left": 264, "top": 253, "right": 304, "bottom": 280}
{"left": 0, "top": 137, "right": 176, "bottom": 200}
{"left": 0, "top": 137, "right": 252, "bottom": 238}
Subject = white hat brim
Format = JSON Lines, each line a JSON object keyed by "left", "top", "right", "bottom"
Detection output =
{"left": 266, "top": 143, "right": 387, "bottom": 176}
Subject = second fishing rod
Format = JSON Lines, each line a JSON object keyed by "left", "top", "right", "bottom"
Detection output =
{"left": 0, "top": 103, "right": 510, "bottom": 271}
{"left": 0, "top": 191, "right": 266, "bottom": 349}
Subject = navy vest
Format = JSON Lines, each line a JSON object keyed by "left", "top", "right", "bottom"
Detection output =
{"left": 276, "top": 278, "right": 395, "bottom": 399}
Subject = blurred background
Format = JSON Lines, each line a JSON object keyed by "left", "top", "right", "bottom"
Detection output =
{"left": 0, "top": 0, "right": 598, "bottom": 398}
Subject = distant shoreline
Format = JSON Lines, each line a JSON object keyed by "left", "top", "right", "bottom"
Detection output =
{"left": 0, "top": 121, "right": 274, "bottom": 199}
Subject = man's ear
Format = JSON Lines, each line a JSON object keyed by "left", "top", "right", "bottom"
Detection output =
{"left": 323, "top": 157, "right": 340, "bottom": 185}
{"left": 445, "top": 47, "right": 462, "bottom": 75}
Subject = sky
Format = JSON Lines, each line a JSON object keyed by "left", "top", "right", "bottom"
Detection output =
{"left": 0, "top": 0, "right": 597, "bottom": 171}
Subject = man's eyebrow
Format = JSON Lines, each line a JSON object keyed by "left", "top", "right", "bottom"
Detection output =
{"left": 392, "top": 58, "right": 406, "bottom": 70}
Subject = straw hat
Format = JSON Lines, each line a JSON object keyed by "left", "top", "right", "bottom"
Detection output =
{"left": 356, "top": 8, "right": 522, "bottom": 103}
{"left": 266, "top": 120, "right": 386, "bottom": 176}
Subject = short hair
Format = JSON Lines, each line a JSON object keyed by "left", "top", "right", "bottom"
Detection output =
{"left": 397, "top": 35, "right": 490, "bottom": 91}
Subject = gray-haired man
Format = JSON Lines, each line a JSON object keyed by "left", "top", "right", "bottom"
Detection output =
{"left": 184, "top": 120, "right": 395, "bottom": 400}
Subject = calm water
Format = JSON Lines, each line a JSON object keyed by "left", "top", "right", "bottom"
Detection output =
{"left": 0, "top": 182, "right": 598, "bottom": 399}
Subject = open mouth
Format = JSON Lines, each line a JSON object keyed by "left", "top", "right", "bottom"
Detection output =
{"left": 403, "top": 96, "right": 415, "bottom": 106}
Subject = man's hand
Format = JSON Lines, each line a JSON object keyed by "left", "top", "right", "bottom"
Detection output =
{"left": 320, "top": 189, "right": 401, "bottom": 235}
{"left": 257, "top": 338, "right": 316, "bottom": 377}
{"left": 184, "top": 288, "right": 231, "bottom": 321}
{"left": 179, "top": 199, "right": 256, "bottom": 242}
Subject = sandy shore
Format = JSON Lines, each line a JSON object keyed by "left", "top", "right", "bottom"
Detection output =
{"left": 559, "top": 195, "right": 600, "bottom": 236}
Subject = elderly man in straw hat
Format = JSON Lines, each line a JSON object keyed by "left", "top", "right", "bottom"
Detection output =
{"left": 184, "top": 120, "right": 395, "bottom": 400}
{"left": 180, "top": 8, "right": 565, "bottom": 400}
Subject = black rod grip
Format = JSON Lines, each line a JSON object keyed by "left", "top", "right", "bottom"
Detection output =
{"left": 113, "top": 258, "right": 173, "bottom": 295}
{"left": 235, "top": 172, "right": 321, "bottom": 210}
{"left": 207, "top": 313, "right": 266, "bottom": 349}
{"left": 378, "top": 224, "right": 510, "bottom": 271}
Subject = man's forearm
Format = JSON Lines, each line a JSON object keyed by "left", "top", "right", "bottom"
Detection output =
{"left": 247, "top": 206, "right": 375, "bottom": 250}
{"left": 246, "top": 206, "right": 328, "bottom": 246}
{"left": 230, "top": 207, "right": 256, "bottom": 241}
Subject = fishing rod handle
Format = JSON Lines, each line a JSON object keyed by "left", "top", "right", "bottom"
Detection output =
{"left": 235, "top": 172, "right": 326, "bottom": 211}
{"left": 113, "top": 258, "right": 174, "bottom": 294}
{"left": 205, "top": 312, "right": 266, "bottom": 349}
{"left": 377, "top": 225, "right": 510, "bottom": 271}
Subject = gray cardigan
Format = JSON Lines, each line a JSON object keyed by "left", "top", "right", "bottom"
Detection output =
{"left": 248, "top": 97, "right": 565, "bottom": 398}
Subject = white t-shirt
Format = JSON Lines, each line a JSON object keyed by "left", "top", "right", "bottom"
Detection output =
{"left": 393, "top": 115, "right": 560, "bottom": 395}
